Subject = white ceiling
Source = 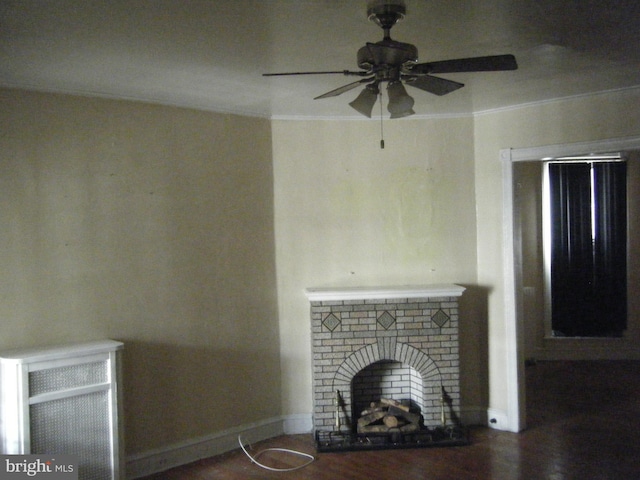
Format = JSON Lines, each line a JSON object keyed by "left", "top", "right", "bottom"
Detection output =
{"left": 2, "top": 0, "right": 639, "bottom": 119}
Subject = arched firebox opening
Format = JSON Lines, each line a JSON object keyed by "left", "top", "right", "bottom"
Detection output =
{"left": 331, "top": 338, "right": 446, "bottom": 431}
{"left": 352, "top": 360, "right": 425, "bottom": 432}
{"left": 352, "top": 360, "right": 424, "bottom": 419}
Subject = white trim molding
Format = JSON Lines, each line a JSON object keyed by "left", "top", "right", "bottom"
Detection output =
{"left": 507, "top": 136, "right": 640, "bottom": 163}
{"left": 501, "top": 149, "right": 525, "bottom": 432}
{"left": 486, "top": 408, "right": 511, "bottom": 431}
{"left": 304, "top": 284, "right": 465, "bottom": 302}
{"left": 126, "top": 414, "right": 312, "bottom": 479}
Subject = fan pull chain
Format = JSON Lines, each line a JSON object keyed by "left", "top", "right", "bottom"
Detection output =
{"left": 379, "top": 91, "right": 385, "bottom": 149}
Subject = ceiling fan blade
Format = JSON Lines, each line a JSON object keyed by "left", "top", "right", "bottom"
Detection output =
{"left": 404, "top": 75, "right": 464, "bottom": 96}
{"left": 410, "top": 54, "right": 518, "bottom": 75}
{"left": 263, "top": 70, "right": 369, "bottom": 77}
{"left": 314, "top": 77, "right": 375, "bottom": 99}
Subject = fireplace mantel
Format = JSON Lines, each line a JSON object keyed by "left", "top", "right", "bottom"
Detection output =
{"left": 304, "top": 284, "right": 465, "bottom": 302}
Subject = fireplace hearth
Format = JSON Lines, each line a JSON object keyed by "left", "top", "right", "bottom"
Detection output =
{"left": 305, "top": 284, "right": 466, "bottom": 452}
{"left": 315, "top": 425, "right": 469, "bottom": 453}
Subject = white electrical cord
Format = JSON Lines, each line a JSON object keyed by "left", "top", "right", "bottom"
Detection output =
{"left": 238, "top": 435, "right": 315, "bottom": 472}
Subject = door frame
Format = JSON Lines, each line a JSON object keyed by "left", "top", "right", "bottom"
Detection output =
{"left": 500, "top": 135, "right": 640, "bottom": 432}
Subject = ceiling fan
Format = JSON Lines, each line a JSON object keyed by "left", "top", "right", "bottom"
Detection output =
{"left": 263, "top": 1, "right": 517, "bottom": 119}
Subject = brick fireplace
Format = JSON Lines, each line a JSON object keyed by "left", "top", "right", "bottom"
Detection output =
{"left": 305, "top": 285, "right": 466, "bottom": 451}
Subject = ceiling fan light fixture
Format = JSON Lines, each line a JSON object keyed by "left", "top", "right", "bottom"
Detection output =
{"left": 263, "top": 1, "right": 517, "bottom": 124}
{"left": 389, "top": 108, "right": 415, "bottom": 119}
{"left": 387, "top": 81, "right": 414, "bottom": 118}
{"left": 349, "top": 84, "right": 379, "bottom": 118}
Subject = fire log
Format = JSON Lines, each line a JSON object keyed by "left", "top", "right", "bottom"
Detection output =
{"left": 400, "top": 423, "right": 420, "bottom": 433}
{"left": 359, "top": 424, "right": 390, "bottom": 433}
{"left": 360, "top": 405, "right": 386, "bottom": 416}
{"left": 380, "top": 398, "right": 410, "bottom": 412}
{"left": 383, "top": 415, "right": 399, "bottom": 428}
{"left": 357, "top": 410, "right": 386, "bottom": 427}
{"left": 388, "top": 405, "right": 421, "bottom": 425}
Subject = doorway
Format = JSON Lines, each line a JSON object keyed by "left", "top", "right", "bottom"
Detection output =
{"left": 501, "top": 136, "right": 640, "bottom": 432}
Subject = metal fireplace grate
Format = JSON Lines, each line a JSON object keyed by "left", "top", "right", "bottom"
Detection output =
{"left": 315, "top": 425, "right": 469, "bottom": 453}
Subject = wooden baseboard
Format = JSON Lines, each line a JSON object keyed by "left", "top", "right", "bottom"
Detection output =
{"left": 126, "top": 415, "right": 298, "bottom": 479}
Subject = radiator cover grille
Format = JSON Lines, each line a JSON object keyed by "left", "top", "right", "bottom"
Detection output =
{"left": 29, "top": 361, "right": 108, "bottom": 396}
{"left": 0, "top": 340, "right": 123, "bottom": 480}
{"left": 31, "top": 391, "right": 112, "bottom": 480}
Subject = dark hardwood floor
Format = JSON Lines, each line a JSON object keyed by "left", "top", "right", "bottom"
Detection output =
{"left": 139, "top": 361, "right": 640, "bottom": 479}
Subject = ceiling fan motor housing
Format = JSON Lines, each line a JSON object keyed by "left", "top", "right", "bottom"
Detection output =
{"left": 357, "top": 40, "right": 418, "bottom": 72}
{"left": 361, "top": 2, "right": 416, "bottom": 79}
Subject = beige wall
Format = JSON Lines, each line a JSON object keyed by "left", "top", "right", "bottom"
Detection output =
{"left": 272, "top": 118, "right": 484, "bottom": 417}
{"left": 474, "top": 87, "right": 640, "bottom": 413}
{"left": 0, "top": 89, "right": 281, "bottom": 454}
{"left": 3, "top": 84, "right": 640, "bottom": 460}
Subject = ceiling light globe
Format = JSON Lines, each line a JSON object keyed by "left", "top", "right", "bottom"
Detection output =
{"left": 387, "top": 81, "right": 415, "bottom": 117}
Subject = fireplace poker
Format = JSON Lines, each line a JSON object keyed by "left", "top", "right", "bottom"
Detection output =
{"left": 440, "top": 385, "right": 446, "bottom": 426}
{"left": 335, "top": 390, "right": 341, "bottom": 429}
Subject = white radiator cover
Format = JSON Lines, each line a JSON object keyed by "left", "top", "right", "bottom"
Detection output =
{"left": 0, "top": 340, "right": 124, "bottom": 480}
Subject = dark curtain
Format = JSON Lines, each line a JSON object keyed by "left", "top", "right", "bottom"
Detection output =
{"left": 592, "top": 162, "right": 628, "bottom": 334}
{"left": 549, "top": 162, "right": 627, "bottom": 336}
